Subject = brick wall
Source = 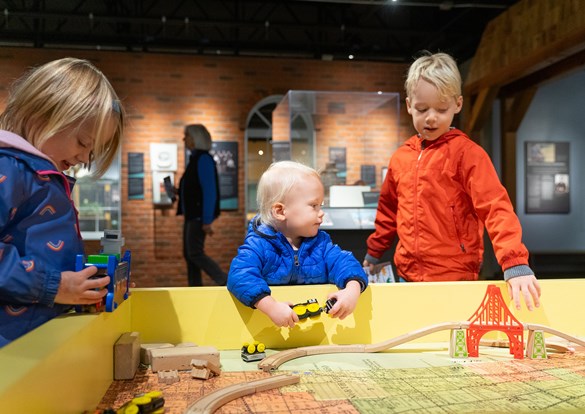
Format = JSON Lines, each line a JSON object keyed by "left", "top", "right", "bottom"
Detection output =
{"left": 0, "top": 47, "right": 412, "bottom": 287}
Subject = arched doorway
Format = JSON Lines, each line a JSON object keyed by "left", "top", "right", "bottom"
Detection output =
{"left": 244, "top": 95, "right": 281, "bottom": 222}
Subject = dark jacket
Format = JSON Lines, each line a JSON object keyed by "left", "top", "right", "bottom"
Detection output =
{"left": 227, "top": 216, "right": 368, "bottom": 308}
{"left": 177, "top": 150, "right": 220, "bottom": 223}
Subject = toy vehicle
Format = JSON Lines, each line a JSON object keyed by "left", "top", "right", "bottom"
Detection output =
{"left": 323, "top": 298, "right": 337, "bottom": 314}
{"left": 116, "top": 390, "right": 165, "bottom": 414}
{"left": 75, "top": 230, "right": 131, "bottom": 313}
{"left": 291, "top": 298, "right": 337, "bottom": 319}
{"left": 241, "top": 341, "right": 266, "bottom": 362}
{"left": 291, "top": 298, "right": 323, "bottom": 319}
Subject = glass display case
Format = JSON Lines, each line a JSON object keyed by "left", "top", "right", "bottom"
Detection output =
{"left": 69, "top": 151, "right": 121, "bottom": 239}
{"left": 271, "top": 90, "right": 401, "bottom": 230}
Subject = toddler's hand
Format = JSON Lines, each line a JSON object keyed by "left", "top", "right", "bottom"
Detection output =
{"left": 266, "top": 301, "right": 299, "bottom": 328}
{"left": 506, "top": 274, "right": 541, "bottom": 311}
{"left": 255, "top": 296, "right": 299, "bottom": 328}
{"left": 327, "top": 280, "right": 361, "bottom": 320}
{"left": 55, "top": 266, "right": 110, "bottom": 305}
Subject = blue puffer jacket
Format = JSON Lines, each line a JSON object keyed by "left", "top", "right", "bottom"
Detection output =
{"left": 0, "top": 131, "right": 84, "bottom": 347}
{"left": 227, "top": 216, "right": 368, "bottom": 308}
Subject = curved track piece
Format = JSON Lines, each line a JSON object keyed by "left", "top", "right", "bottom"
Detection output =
{"left": 258, "top": 321, "right": 470, "bottom": 372}
{"left": 525, "top": 324, "right": 585, "bottom": 348}
{"left": 479, "top": 339, "right": 573, "bottom": 353}
{"left": 184, "top": 373, "right": 300, "bottom": 414}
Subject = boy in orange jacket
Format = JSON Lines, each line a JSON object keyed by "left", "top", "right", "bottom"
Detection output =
{"left": 364, "top": 52, "right": 541, "bottom": 311}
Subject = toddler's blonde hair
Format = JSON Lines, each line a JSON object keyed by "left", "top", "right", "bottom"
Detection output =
{"left": 0, "top": 57, "right": 124, "bottom": 177}
{"left": 257, "top": 161, "right": 321, "bottom": 228}
{"left": 405, "top": 52, "right": 461, "bottom": 101}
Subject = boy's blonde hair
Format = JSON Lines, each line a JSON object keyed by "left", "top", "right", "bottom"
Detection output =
{"left": 257, "top": 161, "right": 321, "bottom": 228}
{"left": 405, "top": 52, "right": 461, "bottom": 101}
{"left": 0, "top": 57, "right": 124, "bottom": 177}
{"left": 185, "top": 124, "right": 212, "bottom": 151}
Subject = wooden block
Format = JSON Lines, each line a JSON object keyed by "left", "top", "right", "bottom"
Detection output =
{"left": 140, "top": 343, "right": 174, "bottom": 365}
{"left": 150, "top": 346, "right": 219, "bottom": 372}
{"left": 190, "top": 367, "right": 211, "bottom": 380}
{"left": 158, "top": 370, "right": 180, "bottom": 384}
{"left": 191, "top": 358, "right": 221, "bottom": 375}
{"left": 176, "top": 342, "right": 198, "bottom": 348}
{"left": 114, "top": 332, "right": 141, "bottom": 380}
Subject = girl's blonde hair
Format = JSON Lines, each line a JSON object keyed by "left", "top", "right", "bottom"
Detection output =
{"left": 405, "top": 52, "right": 462, "bottom": 101}
{"left": 257, "top": 161, "right": 321, "bottom": 228}
{"left": 0, "top": 57, "right": 124, "bottom": 177}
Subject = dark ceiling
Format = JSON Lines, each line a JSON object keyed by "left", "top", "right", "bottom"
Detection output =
{"left": 0, "top": 0, "right": 519, "bottom": 63}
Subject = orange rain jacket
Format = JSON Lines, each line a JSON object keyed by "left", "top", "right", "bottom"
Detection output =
{"left": 366, "top": 128, "right": 529, "bottom": 282}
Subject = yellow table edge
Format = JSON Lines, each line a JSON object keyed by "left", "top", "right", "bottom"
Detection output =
{"left": 1, "top": 280, "right": 583, "bottom": 413}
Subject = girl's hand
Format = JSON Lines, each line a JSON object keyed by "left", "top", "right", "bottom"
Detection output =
{"left": 55, "top": 266, "right": 110, "bottom": 305}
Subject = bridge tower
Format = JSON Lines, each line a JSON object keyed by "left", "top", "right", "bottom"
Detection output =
{"left": 467, "top": 285, "right": 524, "bottom": 359}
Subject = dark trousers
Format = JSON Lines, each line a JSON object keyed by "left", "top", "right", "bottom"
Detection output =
{"left": 183, "top": 219, "right": 227, "bottom": 286}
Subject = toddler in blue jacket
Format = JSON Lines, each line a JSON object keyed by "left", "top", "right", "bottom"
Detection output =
{"left": 0, "top": 58, "right": 125, "bottom": 346}
{"left": 227, "top": 161, "right": 368, "bottom": 328}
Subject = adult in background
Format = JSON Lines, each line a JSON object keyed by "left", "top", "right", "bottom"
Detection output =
{"left": 177, "top": 124, "right": 227, "bottom": 286}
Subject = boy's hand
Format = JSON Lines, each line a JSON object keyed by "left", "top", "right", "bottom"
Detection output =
{"left": 255, "top": 296, "right": 299, "bottom": 328}
{"left": 362, "top": 259, "right": 375, "bottom": 274}
{"left": 55, "top": 266, "right": 110, "bottom": 305}
{"left": 506, "top": 275, "right": 541, "bottom": 311}
{"left": 327, "top": 280, "right": 361, "bottom": 320}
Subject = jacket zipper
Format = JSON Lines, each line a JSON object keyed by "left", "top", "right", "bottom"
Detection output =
{"left": 414, "top": 148, "right": 423, "bottom": 274}
{"left": 450, "top": 206, "right": 466, "bottom": 253}
{"left": 290, "top": 241, "right": 300, "bottom": 284}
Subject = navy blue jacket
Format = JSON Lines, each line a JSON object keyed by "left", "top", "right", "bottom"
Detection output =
{"left": 177, "top": 150, "right": 220, "bottom": 224}
{"left": 227, "top": 216, "right": 368, "bottom": 308}
{"left": 0, "top": 131, "right": 84, "bottom": 347}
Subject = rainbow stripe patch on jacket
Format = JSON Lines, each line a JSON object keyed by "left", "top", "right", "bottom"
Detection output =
{"left": 47, "top": 240, "right": 64, "bottom": 251}
{"left": 21, "top": 260, "right": 35, "bottom": 272}
{"left": 40, "top": 205, "right": 56, "bottom": 216}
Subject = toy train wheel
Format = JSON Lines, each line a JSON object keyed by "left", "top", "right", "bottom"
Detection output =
{"left": 306, "top": 301, "right": 321, "bottom": 315}
{"left": 244, "top": 341, "right": 265, "bottom": 354}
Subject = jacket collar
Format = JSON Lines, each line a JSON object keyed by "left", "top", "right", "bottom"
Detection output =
{"left": 249, "top": 215, "right": 318, "bottom": 249}
{"left": 406, "top": 127, "right": 467, "bottom": 151}
{"left": 0, "top": 130, "right": 60, "bottom": 171}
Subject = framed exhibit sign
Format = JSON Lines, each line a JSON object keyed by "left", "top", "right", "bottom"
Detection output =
{"left": 210, "top": 141, "right": 238, "bottom": 210}
{"left": 360, "top": 164, "right": 376, "bottom": 186}
{"left": 525, "top": 142, "right": 570, "bottom": 214}
{"left": 128, "top": 152, "right": 145, "bottom": 200}
{"left": 329, "top": 146, "right": 347, "bottom": 183}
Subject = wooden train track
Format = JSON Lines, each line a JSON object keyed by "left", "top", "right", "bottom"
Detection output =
{"left": 259, "top": 321, "right": 471, "bottom": 371}
{"left": 184, "top": 373, "right": 300, "bottom": 414}
{"left": 524, "top": 323, "right": 585, "bottom": 348}
{"left": 182, "top": 322, "right": 585, "bottom": 412}
{"left": 258, "top": 321, "right": 585, "bottom": 372}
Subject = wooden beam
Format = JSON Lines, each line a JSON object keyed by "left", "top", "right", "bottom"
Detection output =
{"left": 501, "top": 47, "right": 585, "bottom": 98}
{"left": 464, "top": 86, "right": 500, "bottom": 135}
{"left": 467, "top": 35, "right": 585, "bottom": 95}
{"left": 500, "top": 88, "right": 536, "bottom": 209}
{"left": 465, "top": 0, "right": 585, "bottom": 95}
{"left": 504, "top": 88, "right": 537, "bottom": 133}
